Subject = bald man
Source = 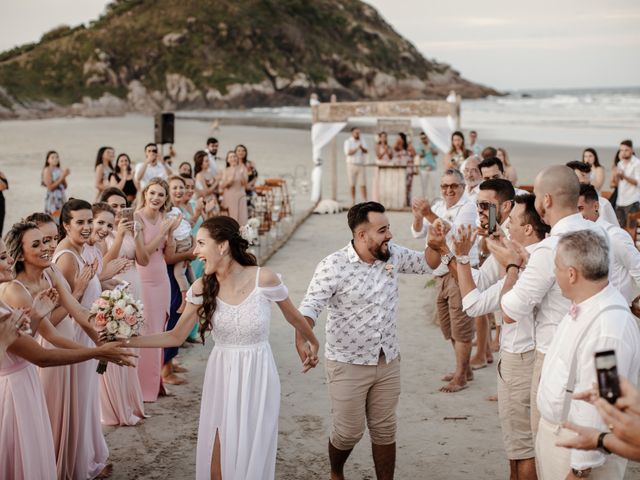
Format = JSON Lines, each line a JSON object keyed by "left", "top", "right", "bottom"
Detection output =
{"left": 486, "top": 165, "right": 612, "bottom": 440}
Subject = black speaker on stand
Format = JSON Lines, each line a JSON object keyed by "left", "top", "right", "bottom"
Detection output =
{"left": 154, "top": 112, "right": 175, "bottom": 145}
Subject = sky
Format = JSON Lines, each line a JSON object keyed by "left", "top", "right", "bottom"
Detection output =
{"left": 0, "top": 0, "right": 638, "bottom": 91}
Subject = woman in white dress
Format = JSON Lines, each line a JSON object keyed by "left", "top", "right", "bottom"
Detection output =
{"left": 128, "top": 215, "right": 319, "bottom": 479}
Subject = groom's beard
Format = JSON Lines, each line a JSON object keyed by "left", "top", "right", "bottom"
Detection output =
{"left": 372, "top": 242, "right": 391, "bottom": 262}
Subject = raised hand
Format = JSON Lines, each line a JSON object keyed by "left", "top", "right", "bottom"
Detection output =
{"left": 411, "top": 197, "right": 431, "bottom": 220}
{"left": 101, "top": 258, "right": 131, "bottom": 280}
{"left": 427, "top": 219, "right": 450, "bottom": 254}
{"left": 0, "top": 308, "right": 28, "bottom": 351}
{"left": 116, "top": 220, "right": 133, "bottom": 238}
{"left": 73, "top": 264, "right": 94, "bottom": 297}
{"left": 453, "top": 225, "right": 477, "bottom": 256}
{"left": 95, "top": 341, "right": 138, "bottom": 367}
{"left": 32, "top": 288, "right": 59, "bottom": 321}
{"left": 486, "top": 236, "right": 525, "bottom": 268}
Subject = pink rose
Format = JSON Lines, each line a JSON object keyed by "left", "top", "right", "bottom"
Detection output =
{"left": 113, "top": 306, "right": 125, "bottom": 319}
{"left": 95, "top": 312, "right": 107, "bottom": 327}
{"left": 125, "top": 314, "right": 137, "bottom": 326}
{"left": 97, "top": 298, "right": 109, "bottom": 308}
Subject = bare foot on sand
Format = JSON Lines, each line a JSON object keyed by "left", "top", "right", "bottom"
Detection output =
{"left": 442, "top": 370, "right": 474, "bottom": 382}
{"left": 470, "top": 358, "right": 488, "bottom": 370}
{"left": 163, "top": 373, "right": 187, "bottom": 385}
{"left": 440, "top": 379, "right": 468, "bottom": 393}
{"left": 96, "top": 463, "right": 113, "bottom": 478}
{"left": 487, "top": 352, "right": 494, "bottom": 364}
{"left": 485, "top": 394, "right": 498, "bottom": 401}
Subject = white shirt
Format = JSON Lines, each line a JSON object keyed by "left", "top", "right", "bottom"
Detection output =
{"left": 463, "top": 243, "right": 538, "bottom": 354}
{"left": 501, "top": 213, "right": 609, "bottom": 354}
{"left": 537, "top": 284, "right": 640, "bottom": 470}
{"left": 343, "top": 137, "right": 367, "bottom": 165}
{"left": 597, "top": 217, "right": 640, "bottom": 303}
{"left": 599, "top": 195, "right": 619, "bottom": 226}
{"left": 411, "top": 194, "right": 479, "bottom": 275}
{"left": 465, "top": 184, "right": 480, "bottom": 203}
{"left": 207, "top": 151, "right": 221, "bottom": 177}
{"left": 299, "top": 242, "right": 432, "bottom": 365}
{"left": 134, "top": 161, "right": 168, "bottom": 190}
{"left": 616, "top": 155, "right": 640, "bottom": 207}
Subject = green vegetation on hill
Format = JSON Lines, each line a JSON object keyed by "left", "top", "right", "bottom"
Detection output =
{"left": 0, "top": 0, "right": 497, "bottom": 114}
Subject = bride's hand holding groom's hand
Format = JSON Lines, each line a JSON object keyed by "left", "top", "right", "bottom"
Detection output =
{"left": 295, "top": 334, "right": 319, "bottom": 374}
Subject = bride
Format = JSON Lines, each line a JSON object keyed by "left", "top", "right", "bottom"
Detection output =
{"left": 128, "top": 215, "right": 319, "bottom": 479}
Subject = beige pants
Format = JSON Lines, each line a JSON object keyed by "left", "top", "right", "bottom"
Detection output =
{"left": 535, "top": 417, "right": 627, "bottom": 480}
{"left": 497, "top": 350, "right": 535, "bottom": 460}
{"left": 326, "top": 354, "right": 401, "bottom": 450}
{"left": 347, "top": 163, "right": 366, "bottom": 187}
{"left": 530, "top": 350, "right": 545, "bottom": 439}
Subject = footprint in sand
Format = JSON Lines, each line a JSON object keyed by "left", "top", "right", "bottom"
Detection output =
{"left": 293, "top": 414, "right": 324, "bottom": 433}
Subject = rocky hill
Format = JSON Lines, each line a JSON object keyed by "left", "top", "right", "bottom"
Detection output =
{"left": 0, "top": 0, "right": 499, "bottom": 119}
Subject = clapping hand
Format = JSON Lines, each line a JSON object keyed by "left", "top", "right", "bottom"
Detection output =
{"left": 486, "top": 236, "right": 527, "bottom": 269}
{"left": 0, "top": 308, "right": 31, "bottom": 351}
{"left": 32, "top": 288, "right": 59, "bottom": 321}
{"left": 411, "top": 197, "right": 431, "bottom": 220}
{"left": 453, "top": 225, "right": 477, "bottom": 257}
{"left": 74, "top": 262, "right": 97, "bottom": 298}
{"left": 427, "top": 219, "right": 450, "bottom": 254}
{"left": 102, "top": 258, "right": 131, "bottom": 280}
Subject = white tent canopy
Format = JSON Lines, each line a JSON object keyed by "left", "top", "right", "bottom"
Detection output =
{"left": 309, "top": 96, "right": 460, "bottom": 202}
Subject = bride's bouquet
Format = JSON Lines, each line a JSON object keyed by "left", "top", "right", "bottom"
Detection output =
{"left": 91, "top": 284, "right": 144, "bottom": 374}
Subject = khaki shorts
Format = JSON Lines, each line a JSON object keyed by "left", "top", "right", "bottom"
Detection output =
{"left": 436, "top": 273, "right": 474, "bottom": 342}
{"left": 326, "top": 354, "right": 401, "bottom": 450}
{"left": 497, "top": 350, "right": 535, "bottom": 460}
{"left": 347, "top": 163, "right": 366, "bottom": 187}
{"left": 530, "top": 350, "right": 545, "bottom": 439}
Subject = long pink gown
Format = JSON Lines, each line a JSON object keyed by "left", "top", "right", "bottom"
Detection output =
{"left": 0, "top": 349, "right": 57, "bottom": 480}
{"left": 55, "top": 247, "right": 109, "bottom": 479}
{"left": 99, "top": 235, "right": 146, "bottom": 425}
{"left": 222, "top": 168, "right": 248, "bottom": 225}
{"left": 136, "top": 212, "right": 171, "bottom": 402}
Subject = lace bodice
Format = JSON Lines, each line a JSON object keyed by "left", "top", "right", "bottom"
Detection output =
{"left": 186, "top": 268, "right": 288, "bottom": 346}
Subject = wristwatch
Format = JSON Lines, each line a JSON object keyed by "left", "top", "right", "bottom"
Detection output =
{"left": 571, "top": 467, "right": 592, "bottom": 478}
{"left": 457, "top": 255, "right": 470, "bottom": 265}
{"left": 597, "top": 432, "right": 612, "bottom": 455}
{"left": 440, "top": 252, "right": 455, "bottom": 266}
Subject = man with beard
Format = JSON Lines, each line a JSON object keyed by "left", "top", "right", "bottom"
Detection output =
{"left": 297, "top": 202, "right": 433, "bottom": 480}
{"left": 205, "top": 137, "right": 222, "bottom": 177}
{"left": 613, "top": 139, "right": 640, "bottom": 228}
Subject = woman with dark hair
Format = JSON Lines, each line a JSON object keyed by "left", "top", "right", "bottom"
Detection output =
{"left": 392, "top": 132, "right": 417, "bottom": 207}
{"left": 128, "top": 215, "right": 319, "bottom": 479}
{"left": 221, "top": 151, "right": 248, "bottom": 225}
{"left": 583, "top": 147, "right": 605, "bottom": 191}
{"left": 194, "top": 150, "right": 219, "bottom": 217}
{"left": 235, "top": 145, "right": 258, "bottom": 213}
{"left": 134, "top": 178, "right": 192, "bottom": 399}
{"left": 42, "top": 150, "right": 70, "bottom": 222}
{"left": 94, "top": 146, "right": 115, "bottom": 200}
{"left": 179, "top": 161, "right": 193, "bottom": 177}
{"left": 0, "top": 229, "right": 134, "bottom": 480}
{"left": 443, "top": 131, "right": 472, "bottom": 169}
{"left": 609, "top": 150, "right": 622, "bottom": 208}
{"left": 109, "top": 153, "right": 137, "bottom": 203}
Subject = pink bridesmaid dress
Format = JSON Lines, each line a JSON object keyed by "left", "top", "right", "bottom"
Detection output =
{"left": 0, "top": 350, "right": 57, "bottom": 480}
{"left": 55, "top": 247, "right": 109, "bottom": 479}
{"left": 99, "top": 235, "right": 146, "bottom": 425}
{"left": 135, "top": 212, "right": 171, "bottom": 402}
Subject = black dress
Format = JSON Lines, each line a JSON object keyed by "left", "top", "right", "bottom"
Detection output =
{"left": 109, "top": 173, "right": 137, "bottom": 201}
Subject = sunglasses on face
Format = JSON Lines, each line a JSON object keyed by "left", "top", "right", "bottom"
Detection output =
{"left": 440, "top": 183, "right": 462, "bottom": 191}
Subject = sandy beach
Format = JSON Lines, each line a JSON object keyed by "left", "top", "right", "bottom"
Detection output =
{"left": 0, "top": 114, "right": 637, "bottom": 478}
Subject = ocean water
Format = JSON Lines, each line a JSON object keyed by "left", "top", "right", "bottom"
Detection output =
{"left": 180, "top": 86, "right": 640, "bottom": 148}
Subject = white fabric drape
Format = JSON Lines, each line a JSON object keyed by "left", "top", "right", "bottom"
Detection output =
{"left": 418, "top": 117, "right": 453, "bottom": 154}
{"left": 310, "top": 121, "right": 347, "bottom": 202}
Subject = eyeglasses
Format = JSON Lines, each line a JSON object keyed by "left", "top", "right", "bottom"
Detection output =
{"left": 476, "top": 201, "right": 495, "bottom": 211}
{"left": 440, "top": 183, "right": 462, "bottom": 191}
{"left": 148, "top": 149, "right": 158, "bottom": 153}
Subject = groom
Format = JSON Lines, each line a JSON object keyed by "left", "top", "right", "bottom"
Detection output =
{"left": 297, "top": 202, "right": 433, "bottom": 480}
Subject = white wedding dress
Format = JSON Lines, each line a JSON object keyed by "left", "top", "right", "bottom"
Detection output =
{"left": 187, "top": 268, "right": 288, "bottom": 480}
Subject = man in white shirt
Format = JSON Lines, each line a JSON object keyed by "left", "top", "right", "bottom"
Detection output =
{"left": 297, "top": 201, "right": 433, "bottom": 480}
{"left": 344, "top": 127, "right": 368, "bottom": 205}
{"left": 566, "top": 160, "right": 619, "bottom": 226}
{"left": 614, "top": 139, "right": 640, "bottom": 229}
{"left": 461, "top": 156, "right": 482, "bottom": 203}
{"left": 446, "top": 193, "right": 549, "bottom": 480}
{"left": 413, "top": 168, "right": 478, "bottom": 392}
{"left": 487, "top": 165, "right": 611, "bottom": 438}
{"left": 469, "top": 130, "right": 483, "bottom": 156}
{"left": 134, "top": 142, "right": 172, "bottom": 190}
{"left": 578, "top": 184, "right": 640, "bottom": 304}
{"left": 536, "top": 230, "right": 640, "bottom": 479}
{"left": 479, "top": 157, "right": 528, "bottom": 196}
{"left": 206, "top": 137, "right": 222, "bottom": 177}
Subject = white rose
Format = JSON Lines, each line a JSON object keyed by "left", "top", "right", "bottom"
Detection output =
{"left": 118, "top": 323, "right": 132, "bottom": 337}
{"left": 106, "top": 321, "right": 119, "bottom": 334}
{"left": 102, "top": 290, "right": 112, "bottom": 299}
{"left": 110, "top": 289, "right": 123, "bottom": 300}
{"left": 115, "top": 299, "right": 127, "bottom": 309}
{"left": 90, "top": 303, "right": 99, "bottom": 314}
{"left": 124, "top": 305, "right": 136, "bottom": 316}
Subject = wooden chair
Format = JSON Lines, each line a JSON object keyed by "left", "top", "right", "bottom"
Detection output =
{"left": 626, "top": 211, "right": 640, "bottom": 246}
{"left": 254, "top": 185, "right": 274, "bottom": 234}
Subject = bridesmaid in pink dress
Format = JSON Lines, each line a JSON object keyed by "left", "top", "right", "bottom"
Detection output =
{"left": 55, "top": 199, "right": 110, "bottom": 479}
{"left": 95, "top": 196, "right": 148, "bottom": 424}
{"left": 135, "top": 178, "right": 191, "bottom": 402}
{"left": 0, "top": 232, "right": 135, "bottom": 480}
{"left": 221, "top": 151, "right": 248, "bottom": 225}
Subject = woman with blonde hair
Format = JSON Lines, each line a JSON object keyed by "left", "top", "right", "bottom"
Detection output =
{"left": 497, "top": 147, "right": 518, "bottom": 186}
